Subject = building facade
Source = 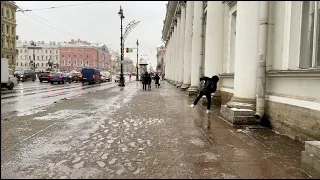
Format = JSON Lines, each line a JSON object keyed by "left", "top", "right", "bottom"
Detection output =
{"left": 16, "top": 40, "right": 60, "bottom": 72}
{"left": 1, "top": 1, "right": 18, "bottom": 70}
{"left": 156, "top": 46, "right": 166, "bottom": 74}
{"left": 163, "top": 1, "right": 320, "bottom": 142}
{"left": 59, "top": 39, "right": 111, "bottom": 72}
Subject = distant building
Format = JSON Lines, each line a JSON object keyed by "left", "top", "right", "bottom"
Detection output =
{"left": 1, "top": 1, "right": 18, "bottom": 70}
{"left": 59, "top": 39, "right": 111, "bottom": 72}
{"left": 16, "top": 40, "right": 60, "bottom": 72}
{"left": 156, "top": 46, "right": 166, "bottom": 74}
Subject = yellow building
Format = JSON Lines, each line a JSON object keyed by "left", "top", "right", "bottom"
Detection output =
{"left": 1, "top": 1, "right": 18, "bottom": 70}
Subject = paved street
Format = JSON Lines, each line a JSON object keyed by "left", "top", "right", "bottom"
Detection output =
{"left": 1, "top": 80, "right": 311, "bottom": 179}
{"left": 1, "top": 75, "right": 126, "bottom": 119}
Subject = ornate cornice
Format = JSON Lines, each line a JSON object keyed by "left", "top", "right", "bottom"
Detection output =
{"left": 223, "top": 1, "right": 237, "bottom": 9}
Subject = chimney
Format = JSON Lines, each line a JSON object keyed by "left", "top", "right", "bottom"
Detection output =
{"left": 42, "top": 41, "right": 44, "bottom": 44}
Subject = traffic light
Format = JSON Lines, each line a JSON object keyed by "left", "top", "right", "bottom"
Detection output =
{"left": 126, "top": 48, "right": 129, "bottom": 53}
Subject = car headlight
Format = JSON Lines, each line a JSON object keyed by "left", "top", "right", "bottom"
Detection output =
{"left": 20, "top": 75, "right": 24, "bottom": 77}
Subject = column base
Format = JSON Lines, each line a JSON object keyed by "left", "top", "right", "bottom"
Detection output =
{"left": 226, "top": 96, "right": 256, "bottom": 111}
{"left": 220, "top": 105, "right": 258, "bottom": 125}
{"left": 176, "top": 82, "right": 182, "bottom": 88}
{"left": 181, "top": 84, "right": 190, "bottom": 91}
{"left": 187, "top": 86, "right": 198, "bottom": 96}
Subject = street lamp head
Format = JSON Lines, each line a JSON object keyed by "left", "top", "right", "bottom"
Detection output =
{"left": 118, "top": 6, "right": 124, "bottom": 18}
{"left": 136, "top": 39, "right": 139, "bottom": 46}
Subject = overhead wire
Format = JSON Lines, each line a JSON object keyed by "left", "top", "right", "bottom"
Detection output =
{"left": 16, "top": 1, "right": 107, "bottom": 12}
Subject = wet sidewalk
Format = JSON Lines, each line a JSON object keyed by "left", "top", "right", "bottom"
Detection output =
{"left": 1, "top": 80, "right": 312, "bottom": 178}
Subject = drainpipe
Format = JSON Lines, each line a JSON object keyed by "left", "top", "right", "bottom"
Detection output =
{"left": 255, "top": 1, "right": 269, "bottom": 119}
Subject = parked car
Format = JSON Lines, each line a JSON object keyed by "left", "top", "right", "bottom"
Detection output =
{"left": 100, "top": 71, "right": 112, "bottom": 82}
{"left": 14, "top": 70, "right": 36, "bottom": 82}
{"left": 81, "top": 68, "right": 102, "bottom": 85}
{"left": 39, "top": 71, "right": 52, "bottom": 82}
{"left": 49, "top": 72, "right": 67, "bottom": 84}
{"left": 71, "top": 72, "right": 82, "bottom": 82}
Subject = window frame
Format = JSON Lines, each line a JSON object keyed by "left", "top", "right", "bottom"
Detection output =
{"left": 299, "top": 1, "right": 320, "bottom": 69}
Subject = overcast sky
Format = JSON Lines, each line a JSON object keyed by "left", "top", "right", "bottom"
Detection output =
{"left": 15, "top": 1, "right": 166, "bottom": 69}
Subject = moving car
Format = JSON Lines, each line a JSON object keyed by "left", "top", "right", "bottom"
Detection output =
{"left": 71, "top": 72, "right": 82, "bottom": 82}
{"left": 49, "top": 72, "right": 68, "bottom": 84}
{"left": 62, "top": 73, "right": 72, "bottom": 84}
{"left": 81, "top": 68, "right": 102, "bottom": 85}
{"left": 39, "top": 71, "right": 52, "bottom": 82}
{"left": 100, "top": 71, "right": 112, "bottom": 82}
{"left": 14, "top": 70, "right": 36, "bottom": 82}
{"left": 1, "top": 58, "right": 18, "bottom": 90}
{"left": 115, "top": 74, "right": 125, "bottom": 83}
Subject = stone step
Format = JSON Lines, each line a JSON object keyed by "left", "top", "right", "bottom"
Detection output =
{"left": 234, "top": 116, "right": 258, "bottom": 125}
{"left": 305, "top": 141, "right": 320, "bottom": 160}
{"left": 301, "top": 150, "right": 320, "bottom": 178}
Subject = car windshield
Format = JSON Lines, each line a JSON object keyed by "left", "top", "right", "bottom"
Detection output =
{"left": 15, "top": 70, "right": 25, "bottom": 74}
{"left": 52, "top": 73, "right": 62, "bottom": 76}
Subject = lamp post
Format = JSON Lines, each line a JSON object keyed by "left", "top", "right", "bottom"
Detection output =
{"left": 118, "top": 6, "right": 125, "bottom": 87}
{"left": 31, "top": 41, "right": 36, "bottom": 71}
{"left": 136, "top": 39, "right": 139, "bottom": 81}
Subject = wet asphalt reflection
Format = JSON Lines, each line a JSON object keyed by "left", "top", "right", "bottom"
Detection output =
{"left": 1, "top": 76, "right": 129, "bottom": 119}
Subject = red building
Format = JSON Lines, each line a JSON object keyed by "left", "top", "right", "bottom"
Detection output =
{"left": 59, "top": 39, "right": 111, "bottom": 72}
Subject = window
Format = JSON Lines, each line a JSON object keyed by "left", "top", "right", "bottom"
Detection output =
{"left": 68, "top": 49, "right": 71, "bottom": 52}
{"left": 80, "top": 49, "right": 83, "bottom": 52}
{"left": 62, "top": 54, "right": 64, "bottom": 58}
{"left": 56, "top": 50, "right": 58, "bottom": 54}
{"left": 86, "top": 55, "right": 89, "bottom": 59}
{"left": 11, "top": 27, "right": 14, "bottom": 35}
{"left": 68, "top": 60, "right": 71, "bottom": 65}
{"left": 25, "top": 63, "right": 27, "bottom": 66}
{"left": 16, "top": 62, "right": 18, "bottom": 66}
{"left": 74, "top": 49, "right": 77, "bottom": 52}
{"left": 29, "top": 56, "right": 31, "bottom": 60}
{"left": 86, "top": 60, "right": 89, "bottom": 66}
{"left": 80, "top": 55, "right": 82, "bottom": 59}
{"left": 46, "top": 63, "right": 48, "bottom": 67}
{"left": 21, "top": 62, "right": 23, "bottom": 66}
{"left": 25, "top": 50, "right": 27, "bottom": 53}
{"left": 45, "top": 50, "right": 48, "bottom": 53}
{"left": 46, "top": 56, "right": 48, "bottom": 60}
{"left": 37, "top": 56, "right": 39, "bottom": 60}
{"left": 81, "top": 60, "right": 83, "bottom": 65}
{"left": 56, "top": 55, "right": 58, "bottom": 60}
{"left": 12, "top": 12, "right": 14, "bottom": 20}
{"left": 86, "top": 49, "right": 88, "bottom": 52}
{"left": 42, "top": 63, "right": 44, "bottom": 67}
{"left": 1, "top": 8, "right": 3, "bottom": 17}
{"left": 68, "top": 54, "right": 70, "bottom": 58}
{"left": 300, "top": 1, "right": 320, "bottom": 68}
{"left": 6, "top": 25, "right": 9, "bottom": 34}
{"left": 50, "top": 50, "right": 51, "bottom": 53}
{"left": 6, "top": 9, "right": 9, "bottom": 18}
{"left": 42, "top": 56, "right": 44, "bottom": 60}
{"left": 74, "top": 54, "right": 76, "bottom": 58}
{"left": 74, "top": 60, "right": 77, "bottom": 66}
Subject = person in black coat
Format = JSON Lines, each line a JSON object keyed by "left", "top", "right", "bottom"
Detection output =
{"left": 147, "top": 73, "right": 152, "bottom": 90}
{"left": 142, "top": 72, "right": 149, "bottom": 90}
{"left": 190, "top": 75, "right": 220, "bottom": 114}
{"left": 154, "top": 74, "right": 160, "bottom": 88}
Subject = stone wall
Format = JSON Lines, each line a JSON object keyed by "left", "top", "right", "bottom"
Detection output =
{"left": 265, "top": 100, "right": 320, "bottom": 142}
{"left": 220, "top": 91, "right": 233, "bottom": 105}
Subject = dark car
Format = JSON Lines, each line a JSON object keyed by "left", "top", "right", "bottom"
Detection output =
{"left": 39, "top": 71, "right": 52, "bottom": 82}
{"left": 49, "top": 72, "right": 67, "bottom": 84}
{"left": 71, "top": 72, "right": 82, "bottom": 82}
{"left": 14, "top": 70, "right": 36, "bottom": 82}
{"left": 81, "top": 68, "right": 102, "bottom": 85}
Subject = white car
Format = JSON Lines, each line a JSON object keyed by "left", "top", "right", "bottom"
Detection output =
{"left": 6, "top": 69, "right": 18, "bottom": 90}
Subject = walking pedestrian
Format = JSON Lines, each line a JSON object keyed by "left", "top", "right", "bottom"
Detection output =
{"left": 190, "top": 75, "right": 220, "bottom": 114}
{"left": 147, "top": 73, "right": 152, "bottom": 90}
{"left": 142, "top": 72, "right": 148, "bottom": 90}
{"left": 154, "top": 74, "right": 160, "bottom": 88}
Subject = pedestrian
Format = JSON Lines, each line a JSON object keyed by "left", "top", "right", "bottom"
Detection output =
{"left": 154, "top": 74, "right": 160, "bottom": 88}
{"left": 142, "top": 72, "right": 148, "bottom": 90}
{"left": 147, "top": 73, "right": 152, "bottom": 90}
{"left": 129, "top": 72, "right": 132, "bottom": 81}
{"left": 190, "top": 75, "right": 220, "bottom": 114}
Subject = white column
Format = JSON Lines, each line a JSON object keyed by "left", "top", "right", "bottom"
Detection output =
{"left": 182, "top": 1, "right": 194, "bottom": 89}
{"left": 177, "top": 4, "right": 186, "bottom": 87}
{"left": 168, "top": 37, "right": 172, "bottom": 81}
{"left": 227, "top": 1, "right": 260, "bottom": 109}
{"left": 165, "top": 42, "right": 169, "bottom": 79}
{"left": 204, "top": 1, "right": 224, "bottom": 78}
{"left": 174, "top": 17, "right": 181, "bottom": 85}
{"left": 188, "top": 1, "right": 203, "bottom": 93}
{"left": 172, "top": 27, "right": 176, "bottom": 82}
